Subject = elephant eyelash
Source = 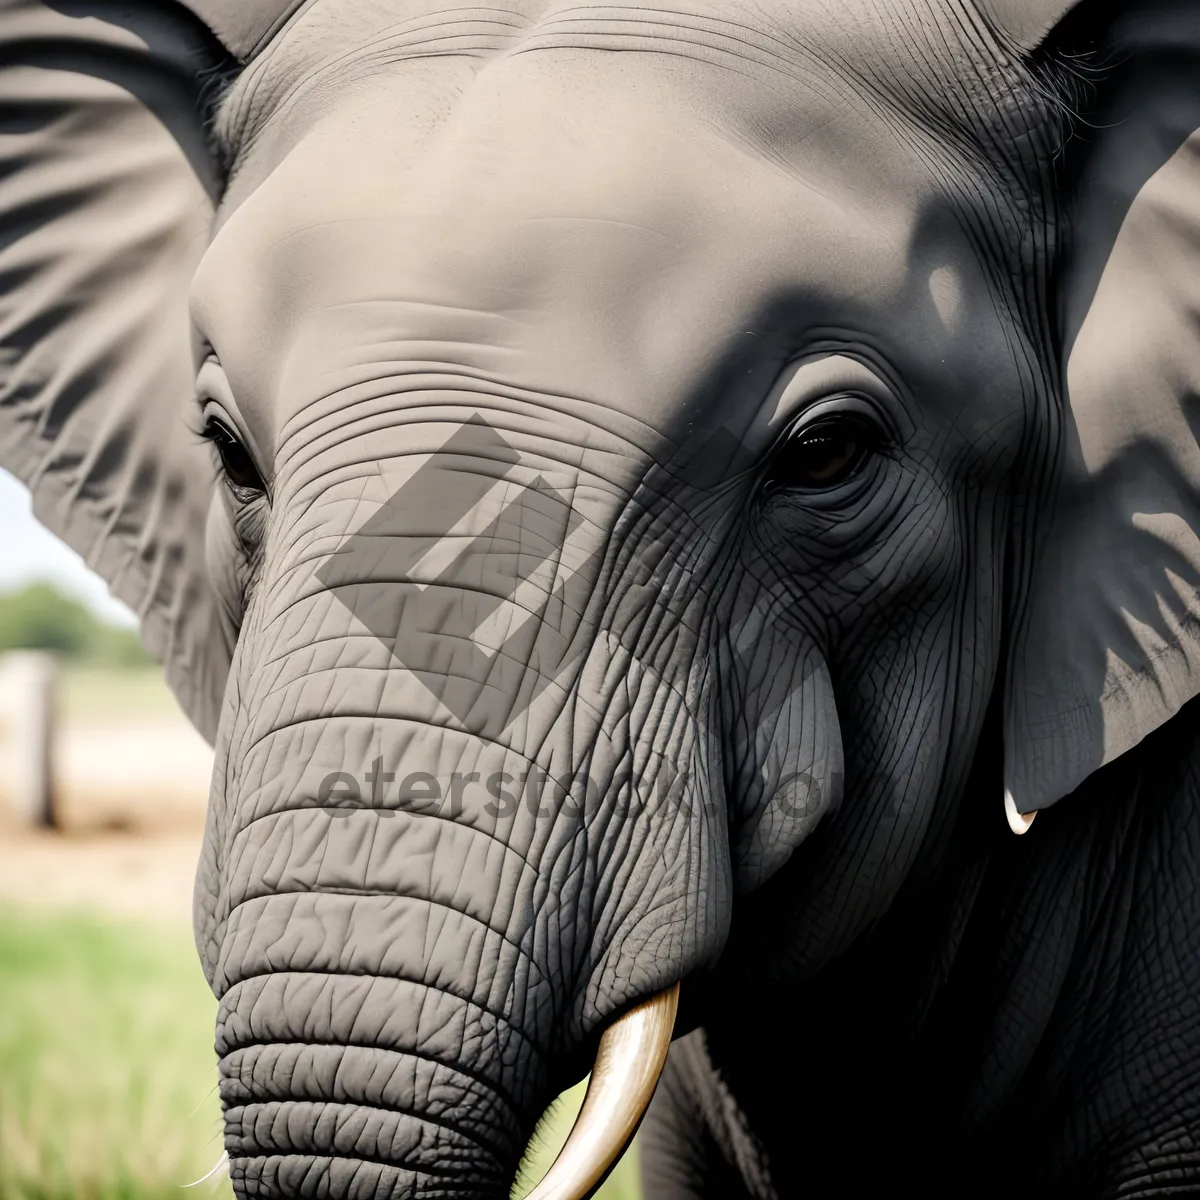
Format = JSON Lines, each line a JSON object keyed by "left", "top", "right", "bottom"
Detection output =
{"left": 761, "top": 412, "right": 886, "bottom": 496}
{"left": 189, "top": 414, "right": 230, "bottom": 487}
{"left": 197, "top": 415, "right": 268, "bottom": 501}
{"left": 186, "top": 408, "right": 213, "bottom": 446}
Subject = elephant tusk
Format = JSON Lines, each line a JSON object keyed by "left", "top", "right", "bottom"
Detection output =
{"left": 523, "top": 983, "right": 680, "bottom": 1200}
{"left": 1004, "top": 789, "right": 1037, "bottom": 835}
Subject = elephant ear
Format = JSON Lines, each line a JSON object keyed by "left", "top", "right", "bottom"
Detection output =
{"left": 1002, "top": 0, "right": 1200, "bottom": 820}
{"left": 0, "top": 1, "right": 239, "bottom": 742}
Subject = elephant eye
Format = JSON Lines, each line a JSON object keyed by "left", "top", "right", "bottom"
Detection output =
{"left": 764, "top": 413, "right": 881, "bottom": 493}
{"left": 203, "top": 417, "right": 265, "bottom": 496}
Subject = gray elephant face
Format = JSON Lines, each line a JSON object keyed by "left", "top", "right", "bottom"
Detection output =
{"left": 194, "top": 0, "right": 1041, "bottom": 993}
{"left": 7, "top": 0, "right": 1200, "bottom": 1195}
{"left": 188, "top": 0, "right": 1052, "bottom": 1156}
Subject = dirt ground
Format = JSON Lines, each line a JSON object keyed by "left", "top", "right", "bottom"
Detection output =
{"left": 0, "top": 826, "right": 203, "bottom": 923}
{"left": 0, "top": 664, "right": 213, "bottom": 923}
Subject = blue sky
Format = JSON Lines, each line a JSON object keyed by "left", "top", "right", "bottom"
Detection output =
{"left": 0, "top": 468, "right": 137, "bottom": 628}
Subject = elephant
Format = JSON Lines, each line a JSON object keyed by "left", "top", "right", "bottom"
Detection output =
{"left": 3, "top": 0, "right": 1200, "bottom": 1195}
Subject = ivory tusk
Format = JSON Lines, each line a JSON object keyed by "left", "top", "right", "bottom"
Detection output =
{"left": 523, "top": 983, "right": 680, "bottom": 1200}
{"left": 1005, "top": 789, "right": 1037, "bottom": 835}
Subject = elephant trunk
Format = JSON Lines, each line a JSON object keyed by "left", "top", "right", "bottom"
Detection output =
{"left": 217, "top": 928, "right": 679, "bottom": 1200}
{"left": 216, "top": 966, "right": 677, "bottom": 1198}
{"left": 215, "top": 948, "right": 527, "bottom": 1195}
{"left": 199, "top": 412, "right": 720, "bottom": 1196}
{"left": 202, "top": 647, "right": 695, "bottom": 1194}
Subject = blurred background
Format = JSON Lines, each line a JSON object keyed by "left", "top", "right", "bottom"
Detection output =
{"left": 0, "top": 467, "right": 637, "bottom": 1200}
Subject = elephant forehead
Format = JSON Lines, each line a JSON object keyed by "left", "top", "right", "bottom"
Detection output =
{"left": 196, "top": 41, "right": 1012, "bottom": 446}
{"left": 213, "top": 0, "right": 1054, "bottom": 215}
{"left": 219, "top": 0, "right": 1016, "bottom": 139}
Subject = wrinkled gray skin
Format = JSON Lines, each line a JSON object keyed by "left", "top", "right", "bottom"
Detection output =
{"left": 4, "top": 0, "right": 1200, "bottom": 1196}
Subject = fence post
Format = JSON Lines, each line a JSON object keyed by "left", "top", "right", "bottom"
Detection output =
{"left": 1, "top": 651, "right": 59, "bottom": 829}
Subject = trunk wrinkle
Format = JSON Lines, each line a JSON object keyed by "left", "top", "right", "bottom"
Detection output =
{"left": 218, "top": 1038, "right": 528, "bottom": 1134}
{"left": 229, "top": 1151, "right": 501, "bottom": 1182}
{"left": 225, "top": 1098, "right": 505, "bottom": 1160}
{"left": 220, "top": 892, "right": 548, "bottom": 991}
{"left": 218, "top": 971, "right": 545, "bottom": 1057}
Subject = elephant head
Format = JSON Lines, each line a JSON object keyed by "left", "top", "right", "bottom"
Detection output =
{"left": 3, "top": 0, "right": 1199, "bottom": 1195}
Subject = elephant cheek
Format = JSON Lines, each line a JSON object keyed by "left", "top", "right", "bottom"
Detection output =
{"left": 730, "top": 653, "right": 843, "bottom": 893}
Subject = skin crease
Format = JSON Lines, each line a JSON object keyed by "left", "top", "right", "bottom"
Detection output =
{"left": 163, "top": 1, "right": 1198, "bottom": 1197}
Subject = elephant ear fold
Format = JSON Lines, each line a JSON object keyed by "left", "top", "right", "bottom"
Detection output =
{"left": 0, "top": 2, "right": 236, "bottom": 742}
{"left": 1004, "top": 0, "right": 1200, "bottom": 818}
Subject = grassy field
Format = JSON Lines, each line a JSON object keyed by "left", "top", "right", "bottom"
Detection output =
{"left": 0, "top": 903, "right": 228, "bottom": 1200}
{"left": 0, "top": 902, "right": 639, "bottom": 1200}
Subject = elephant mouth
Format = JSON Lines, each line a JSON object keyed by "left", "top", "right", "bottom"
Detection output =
{"left": 523, "top": 984, "right": 680, "bottom": 1200}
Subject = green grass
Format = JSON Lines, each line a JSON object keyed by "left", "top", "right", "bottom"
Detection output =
{"left": 515, "top": 1083, "right": 641, "bottom": 1200}
{"left": 0, "top": 904, "right": 228, "bottom": 1200}
{"left": 0, "top": 903, "right": 640, "bottom": 1199}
